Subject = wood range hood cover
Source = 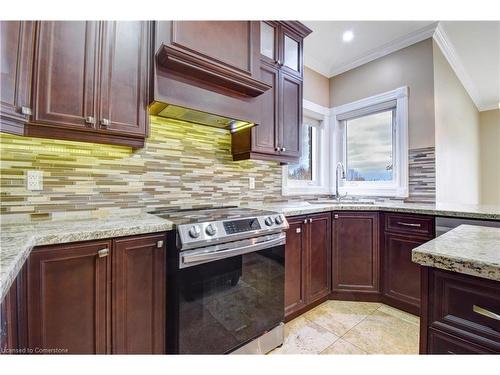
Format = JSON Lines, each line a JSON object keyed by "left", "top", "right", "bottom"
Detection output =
{"left": 150, "top": 21, "right": 270, "bottom": 131}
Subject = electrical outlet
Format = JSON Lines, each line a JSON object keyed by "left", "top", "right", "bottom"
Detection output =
{"left": 27, "top": 170, "right": 43, "bottom": 191}
{"left": 248, "top": 177, "right": 255, "bottom": 189}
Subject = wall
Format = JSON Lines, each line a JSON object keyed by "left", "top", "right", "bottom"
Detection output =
{"left": 433, "top": 41, "right": 481, "bottom": 205}
{"left": 479, "top": 109, "right": 500, "bottom": 204}
{"left": 303, "top": 66, "right": 330, "bottom": 107}
{"left": 0, "top": 117, "right": 283, "bottom": 223}
{"left": 330, "top": 39, "right": 435, "bottom": 149}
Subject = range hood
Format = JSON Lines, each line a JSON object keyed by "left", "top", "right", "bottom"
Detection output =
{"left": 149, "top": 101, "right": 255, "bottom": 133}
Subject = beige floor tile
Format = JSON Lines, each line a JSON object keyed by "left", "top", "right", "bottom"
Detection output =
{"left": 303, "top": 300, "right": 381, "bottom": 337}
{"left": 377, "top": 304, "right": 420, "bottom": 326}
{"left": 341, "top": 310, "right": 420, "bottom": 354}
{"left": 320, "top": 338, "right": 367, "bottom": 354}
{"left": 271, "top": 316, "right": 339, "bottom": 354}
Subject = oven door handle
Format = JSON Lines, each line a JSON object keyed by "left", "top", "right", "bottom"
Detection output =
{"left": 180, "top": 233, "right": 286, "bottom": 268}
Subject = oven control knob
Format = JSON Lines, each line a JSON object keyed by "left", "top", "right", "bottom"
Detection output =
{"left": 264, "top": 217, "right": 274, "bottom": 226}
{"left": 188, "top": 225, "right": 201, "bottom": 238}
{"left": 205, "top": 224, "right": 217, "bottom": 236}
{"left": 274, "top": 215, "right": 284, "bottom": 225}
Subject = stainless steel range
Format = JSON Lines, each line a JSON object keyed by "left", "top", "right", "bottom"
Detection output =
{"left": 149, "top": 206, "right": 289, "bottom": 354}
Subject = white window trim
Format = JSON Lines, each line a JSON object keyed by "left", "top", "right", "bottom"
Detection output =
{"left": 282, "top": 99, "right": 331, "bottom": 196}
{"left": 331, "top": 86, "right": 409, "bottom": 197}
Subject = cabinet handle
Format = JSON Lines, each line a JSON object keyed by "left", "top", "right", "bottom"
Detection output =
{"left": 97, "top": 248, "right": 109, "bottom": 258}
{"left": 334, "top": 214, "right": 339, "bottom": 219}
{"left": 157, "top": 240, "right": 164, "bottom": 248}
{"left": 85, "top": 116, "right": 96, "bottom": 125}
{"left": 308, "top": 218, "right": 312, "bottom": 223}
{"left": 296, "top": 228, "right": 301, "bottom": 234}
{"left": 20, "top": 106, "right": 32, "bottom": 116}
{"left": 397, "top": 222, "right": 421, "bottom": 227}
{"left": 100, "top": 118, "right": 110, "bottom": 128}
{"left": 473, "top": 305, "right": 500, "bottom": 321}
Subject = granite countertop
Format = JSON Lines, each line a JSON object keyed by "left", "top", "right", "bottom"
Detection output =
{"left": 412, "top": 225, "right": 500, "bottom": 281}
{"left": 0, "top": 213, "right": 174, "bottom": 302}
{"left": 249, "top": 201, "right": 500, "bottom": 220}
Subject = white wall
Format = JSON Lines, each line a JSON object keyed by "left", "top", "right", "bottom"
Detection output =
{"left": 479, "top": 109, "right": 500, "bottom": 204}
{"left": 433, "top": 41, "right": 481, "bottom": 204}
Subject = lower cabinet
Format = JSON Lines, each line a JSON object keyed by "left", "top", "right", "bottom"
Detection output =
{"left": 23, "top": 233, "right": 166, "bottom": 354}
{"left": 332, "top": 212, "right": 380, "bottom": 297}
{"left": 285, "top": 212, "right": 331, "bottom": 319}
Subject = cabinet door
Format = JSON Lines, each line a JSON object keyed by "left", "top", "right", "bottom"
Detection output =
{"left": 279, "top": 27, "right": 302, "bottom": 77}
{"left": 383, "top": 233, "right": 425, "bottom": 312}
{"left": 260, "top": 21, "right": 279, "bottom": 66}
{"left": 307, "top": 213, "right": 332, "bottom": 303}
{"left": 0, "top": 280, "right": 18, "bottom": 353}
{"left": 0, "top": 21, "right": 34, "bottom": 132}
{"left": 27, "top": 240, "right": 111, "bottom": 354}
{"left": 284, "top": 217, "right": 307, "bottom": 318}
{"left": 253, "top": 62, "right": 279, "bottom": 155}
{"left": 279, "top": 71, "right": 302, "bottom": 158}
{"left": 112, "top": 233, "right": 166, "bottom": 354}
{"left": 32, "top": 21, "right": 99, "bottom": 130}
{"left": 332, "top": 212, "right": 380, "bottom": 293}
{"left": 98, "top": 21, "right": 150, "bottom": 137}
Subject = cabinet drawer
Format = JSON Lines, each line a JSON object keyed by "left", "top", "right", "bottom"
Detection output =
{"left": 430, "top": 270, "right": 500, "bottom": 351}
{"left": 428, "top": 328, "right": 496, "bottom": 354}
{"left": 385, "top": 213, "right": 434, "bottom": 237}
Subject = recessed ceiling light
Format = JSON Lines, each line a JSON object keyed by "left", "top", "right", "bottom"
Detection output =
{"left": 342, "top": 30, "right": 354, "bottom": 43}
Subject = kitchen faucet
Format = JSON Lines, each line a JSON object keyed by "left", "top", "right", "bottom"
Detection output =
{"left": 335, "top": 161, "right": 347, "bottom": 201}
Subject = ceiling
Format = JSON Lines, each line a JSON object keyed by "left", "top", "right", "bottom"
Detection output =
{"left": 303, "top": 21, "right": 500, "bottom": 111}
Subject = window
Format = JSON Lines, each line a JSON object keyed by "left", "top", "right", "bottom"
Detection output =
{"left": 282, "top": 100, "right": 330, "bottom": 195}
{"left": 333, "top": 86, "right": 409, "bottom": 197}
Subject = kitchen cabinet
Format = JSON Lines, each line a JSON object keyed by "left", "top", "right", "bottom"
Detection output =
{"left": 0, "top": 21, "right": 34, "bottom": 134}
{"left": 285, "top": 212, "right": 331, "bottom": 320}
{"left": 112, "top": 234, "right": 166, "bottom": 354}
{"left": 1, "top": 21, "right": 151, "bottom": 148}
{"left": 232, "top": 21, "right": 312, "bottom": 163}
{"left": 0, "top": 279, "right": 19, "bottom": 354}
{"left": 332, "top": 212, "right": 380, "bottom": 298}
{"left": 20, "top": 233, "right": 166, "bottom": 354}
{"left": 382, "top": 213, "right": 435, "bottom": 315}
{"left": 420, "top": 267, "right": 500, "bottom": 354}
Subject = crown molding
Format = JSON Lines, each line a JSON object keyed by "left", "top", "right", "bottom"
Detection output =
{"left": 432, "top": 23, "right": 492, "bottom": 112}
{"left": 328, "top": 22, "right": 439, "bottom": 77}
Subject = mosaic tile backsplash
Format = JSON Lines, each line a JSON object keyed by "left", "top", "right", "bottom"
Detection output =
{"left": 0, "top": 116, "right": 435, "bottom": 222}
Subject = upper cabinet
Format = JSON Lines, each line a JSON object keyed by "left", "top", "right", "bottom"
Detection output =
{"left": 232, "top": 21, "right": 312, "bottom": 163}
{"left": 0, "top": 21, "right": 34, "bottom": 134}
{"left": 0, "top": 21, "right": 152, "bottom": 148}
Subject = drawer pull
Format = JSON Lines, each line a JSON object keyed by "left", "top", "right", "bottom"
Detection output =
{"left": 397, "top": 222, "right": 421, "bottom": 227}
{"left": 98, "top": 248, "right": 109, "bottom": 258}
{"left": 296, "top": 228, "right": 301, "bottom": 234}
{"left": 473, "top": 305, "right": 500, "bottom": 321}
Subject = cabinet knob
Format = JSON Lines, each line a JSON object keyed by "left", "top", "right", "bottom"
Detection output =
{"left": 281, "top": 147, "right": 286, "bottom": 152}
{"left": 276, "top": 59, "right": 282, "bottom": 66}
{"left": 97, "top": 248, "right": 109, "bottom": 258}
{"left": 334, "top": 214, "right": 339, "bottom": 219}
{"left": 157, "top": 240, "right": 164, "bottom": 248}
{"left": 20, "top": 106, "right": 32, "bottom": 116}
{"left": 303, "top": 219, "right": 307, "bottom": 224}
{"left": 100, "top": 118, "right": 110, "bottom": 128}
{"left": 296, "top": 228, "right": 301, "bottom": 234}
{"left": 85, "top": 116, "right": 96, "bottom": 125}
{"left": 309, "top": 218, "right": 312, "bottom": 223}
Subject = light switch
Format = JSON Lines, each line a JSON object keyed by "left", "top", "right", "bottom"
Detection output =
{"left": 27, "top": 170, "right": 43, "bottom": 191}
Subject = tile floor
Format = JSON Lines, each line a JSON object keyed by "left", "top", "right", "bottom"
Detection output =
{"left": 271, "top": 300, "right": 420, "bottom": 354}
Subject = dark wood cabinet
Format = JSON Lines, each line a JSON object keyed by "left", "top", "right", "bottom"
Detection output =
{"left": 0, "top": 21, "right": 34, "bottom": 134}
{"left": 285, "top": 212, "right": 331, "bottom": 320}
{"left": 332, "top": 212, "right": 380, "bottom": 298}
{"left": 31, "top": 21, "right": 99, "bottom": 131}
{"left": 26, "top": 240, "right": 112, "bottom": 354}
{"left": 420, "top": 267, "right": 500, "bottom": 354}
{"left": 382, "top": 213, "right": 435, "bottom": 315}
{"left": 0, "top": 280, "right": 19, "bottom": 354}
{"left": 98, "top": 21, "right": 150, "bottom": 137}
{"left": 232, "top": 21, "right": 311, "bottom": 163}
{"left": 112, "top": 234, "right": 166, "bottom": 354}
{"left": 17, "top": 232, "right": 166, "bottom": 354}
{"left": 1, "top": 21, "right": 151, "bottom": 148}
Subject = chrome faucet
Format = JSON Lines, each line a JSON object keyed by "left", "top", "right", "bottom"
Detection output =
{"left": 335, "top": 162, "right": 346, "bottom": 201}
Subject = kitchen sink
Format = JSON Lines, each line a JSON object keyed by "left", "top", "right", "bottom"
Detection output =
{"left": 308, "top": 200, "right": 375, "bottom": 205}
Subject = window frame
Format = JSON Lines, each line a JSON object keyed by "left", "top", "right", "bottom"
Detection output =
{"left": 282, "top": 99, "right": 330, "bottom": 196}
{"left": 331, "top": 86, "right": 409, "bottom": 197}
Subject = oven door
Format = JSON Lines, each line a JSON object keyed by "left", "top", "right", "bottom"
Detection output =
{"left": 175, "top": 233, "right": 285, "bottom": 354}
